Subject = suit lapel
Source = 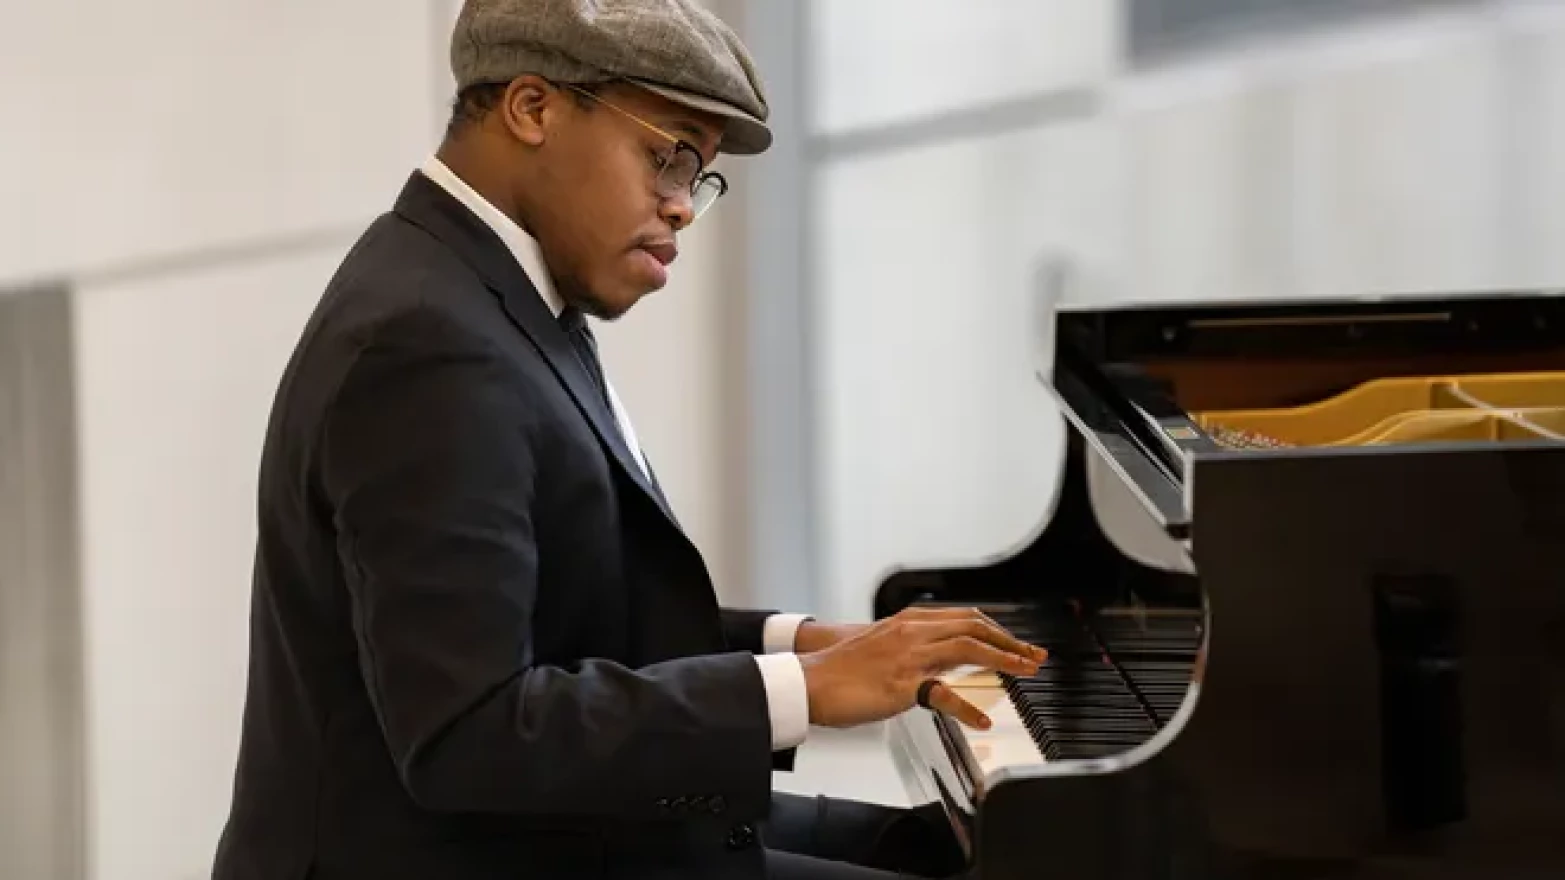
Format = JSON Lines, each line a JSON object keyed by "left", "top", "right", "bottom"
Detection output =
{"left": 642, "top": 457, "right": 677, "bottom": 524}
{"left": 392, "top": 171, "right": 685, "bottom": 532}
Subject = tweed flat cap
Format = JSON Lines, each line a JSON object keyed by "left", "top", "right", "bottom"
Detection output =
{"left": 451, "top": 0, "right": 771, "bottom": 155}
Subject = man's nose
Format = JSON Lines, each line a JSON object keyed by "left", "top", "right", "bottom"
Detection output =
{"left": 659, "top": 189, "right": 695, "bottom": 231}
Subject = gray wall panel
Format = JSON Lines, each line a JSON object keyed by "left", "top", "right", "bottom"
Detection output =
{"left": 734, "top": 0, "right": 820, "bottom": 613}
{"left": 0, "top": 284, "right": 84, "bottom": 880}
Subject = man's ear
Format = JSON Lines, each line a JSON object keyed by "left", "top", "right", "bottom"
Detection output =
{"left": 499, "top": 75, "right": 557, "bottom": 147}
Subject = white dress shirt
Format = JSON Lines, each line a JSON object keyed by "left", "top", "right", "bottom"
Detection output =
{"left": 419, "top": 156, "right": 811, "bottom": 751}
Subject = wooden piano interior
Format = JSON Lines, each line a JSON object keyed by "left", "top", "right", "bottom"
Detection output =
{"left": 1080, "top": 300, "right": 1565, "bottom": 452}
{"left": 1152, "top": 358, "right": 1565, "bottom": 449}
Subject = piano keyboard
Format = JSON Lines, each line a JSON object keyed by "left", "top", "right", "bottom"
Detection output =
{"left": 932, "top": 602, "right": 1202, "bottom": 782}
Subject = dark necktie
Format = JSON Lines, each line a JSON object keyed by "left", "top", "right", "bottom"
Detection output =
{"left": 559, "top": 306, "right": 613, "bottom": 412}
{"left": 558, "top": 306, "right": 674, "bottom": 513}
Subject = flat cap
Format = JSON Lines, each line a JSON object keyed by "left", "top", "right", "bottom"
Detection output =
{"left": 451, "top": 0, "right": 771, "bottom": 155}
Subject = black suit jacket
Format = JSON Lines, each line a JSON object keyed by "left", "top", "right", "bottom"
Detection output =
{"left": 213, "top": 171, "right": 794, "bottom": 880}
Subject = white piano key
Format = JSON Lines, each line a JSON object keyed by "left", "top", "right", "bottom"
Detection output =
{"left": 943, "top": 682, "right": 1046, "bottom": 783}
{"left": 937, "top": 666, "right": 1002, "bottom": 688}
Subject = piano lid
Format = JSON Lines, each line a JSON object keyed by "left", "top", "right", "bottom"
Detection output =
{"left": 1056, "top": 288, "right": 1565, "bottom": 365}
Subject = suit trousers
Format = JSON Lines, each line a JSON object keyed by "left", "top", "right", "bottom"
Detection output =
{"left": 761, "top": 792, "right": 968, "bottom": 880}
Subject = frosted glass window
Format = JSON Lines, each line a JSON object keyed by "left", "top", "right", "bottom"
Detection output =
{"left": 1129, "top": 0, "right": 1484, "bottom": 62}
{"left": 808, "top": 0, "right": 1112, "bottom": 137}
{"left": 1285, "top": 35, "right": 1504, "bottom": 298}
{"left": 1120, "top": 22, "right": 1507, "bottom": 302}
{"left": 1504, "top": 16, "right": 1565, "bottom": 286}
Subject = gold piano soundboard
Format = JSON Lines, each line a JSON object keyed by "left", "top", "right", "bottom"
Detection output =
{"left": 1193, "top": 370, "right": 1565, "bottom": 449}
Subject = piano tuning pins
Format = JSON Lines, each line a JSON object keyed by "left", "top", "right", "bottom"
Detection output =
{"left": 1205, "top": 423, "right": 1293, "bottom": 450}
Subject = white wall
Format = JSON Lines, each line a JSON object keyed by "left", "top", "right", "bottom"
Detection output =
{"left": 805, "top": 0, "right": 1565, "bottom": 620}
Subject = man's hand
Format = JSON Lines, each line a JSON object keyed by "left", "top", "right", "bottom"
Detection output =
{"left": 794, "top": 620, "right": 868, "bottom": 654}
{"left": 798, "top": 606, "right": 1048, "bottom": 732}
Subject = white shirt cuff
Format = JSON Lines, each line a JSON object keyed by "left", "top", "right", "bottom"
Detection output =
{"left": 753, "top": 653, "right": 810, "bottom": 751}
{"left": 762, "top": 613, "right": 813, "bottom": 653}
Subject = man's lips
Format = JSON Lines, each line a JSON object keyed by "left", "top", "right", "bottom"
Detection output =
{"left": 638, "top": 241, "right": 678, "bottom": 266}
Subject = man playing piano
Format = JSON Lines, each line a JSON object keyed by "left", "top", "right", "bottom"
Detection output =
{"left": 210, "top": 2, "right": 1048, "bottom": 879}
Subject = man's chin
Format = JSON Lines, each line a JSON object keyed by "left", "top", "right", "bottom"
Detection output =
{"left": 572, "top": 289, "right": 643, "bottom": 322}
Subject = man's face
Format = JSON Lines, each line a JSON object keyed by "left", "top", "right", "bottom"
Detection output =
{"left": 503, "top": 80, "right": 724, "bottom": 320}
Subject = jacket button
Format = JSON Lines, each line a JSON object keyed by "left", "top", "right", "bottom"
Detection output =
{"left": 725, "top": 823, "right": 756, "bottom": 850}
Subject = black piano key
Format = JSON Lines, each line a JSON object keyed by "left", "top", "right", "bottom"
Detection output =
{"left": 1032, "top": 723, "right": 1157, "bottom": 741}
{"left": 1040, "top": 730, "right": 1153, "bottom": 743}
{"left": 1016, "top": 694, "right": 1152, "bottom": 716}
{"left": 1014, "top": 675, "right": 1137, "bottom": 688}
{"left": 1016, "top": 686, "right": 1127, "bottom": 698}
{"left": 1021, "top": 700, "right": 1148, "bottom": 715}
{"left": 1039, "top": 703, "right": 1155, "bottom": 721}
{"left": 1033, "top": 729, "right": 1155, "bottom": 744}
{"left": 1018, "top": 694, "right": 1142, "bottom": 707}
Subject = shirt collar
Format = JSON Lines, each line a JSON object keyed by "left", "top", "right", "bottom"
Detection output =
{"left": 418, "top": 155, "right": 565, "bottom": 317}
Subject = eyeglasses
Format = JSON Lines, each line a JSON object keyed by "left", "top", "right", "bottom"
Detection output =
{"left": 566, "top": 85, "right": 729, "bottom": 222}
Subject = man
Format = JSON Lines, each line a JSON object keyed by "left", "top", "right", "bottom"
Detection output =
{"left": 212, "top": 2, "right": 1047, "bottom": 879}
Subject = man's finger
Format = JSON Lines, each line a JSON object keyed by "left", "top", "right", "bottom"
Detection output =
{"left": 897, "top": 606, "right": 1042, "bottom": 659}
{"left": 916, "top": 618, "right": 1048, "bottom": 664}
{"left": 922, "top": 681, "right": 991, "bottom": 731}
{"left": 900, "top": 605, "right": 973, "bottom": 622}
{"left": 928, "top": 636, "right": 1040, "bottom": 678}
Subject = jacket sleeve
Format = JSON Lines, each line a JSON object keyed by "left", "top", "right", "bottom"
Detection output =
{"left": 318, "top": 306, "right": 774, "bottom": 822}
{"left": 719, "top": 608, "right": 778, "bottom": 654}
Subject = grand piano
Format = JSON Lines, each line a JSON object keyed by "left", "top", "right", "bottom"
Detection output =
{"left": 874, "top": 289, "right": 1565, "bottom": 879}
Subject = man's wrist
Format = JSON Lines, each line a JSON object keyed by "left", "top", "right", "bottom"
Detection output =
{"left": 793, "top": 619, "right": 856, "bottom": 654}
{"left": 762, "top": 613, "right": 813, "bottom": 654}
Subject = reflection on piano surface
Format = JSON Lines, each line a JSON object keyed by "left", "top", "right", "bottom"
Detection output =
{"left": 876, "top": 292, "right": 1565, "bottom": 879}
